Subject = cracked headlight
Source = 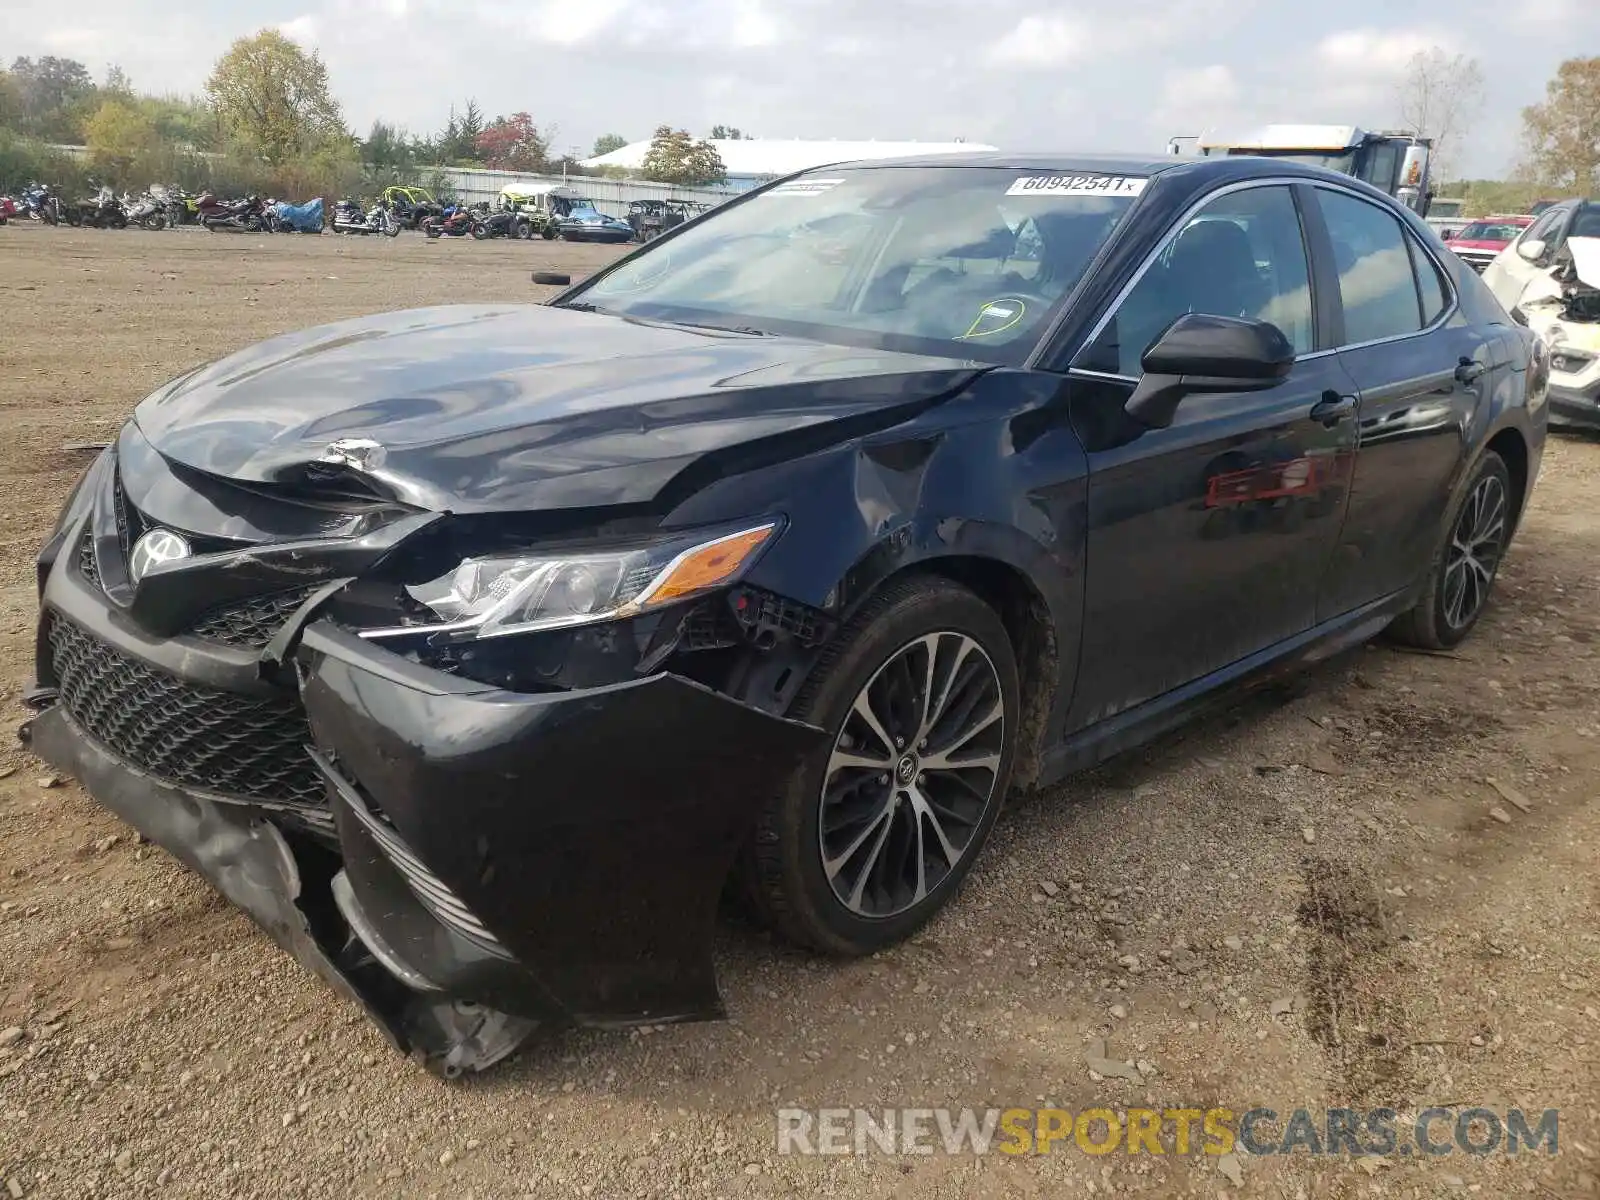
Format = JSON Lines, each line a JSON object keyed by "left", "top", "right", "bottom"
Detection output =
{"left": 365, "top": 521, "right": 779, "bottom": 641}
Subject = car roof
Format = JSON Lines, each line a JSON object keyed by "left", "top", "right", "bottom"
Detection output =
{"left": 799, "top": 150, "right": 1355, "bottom": 185}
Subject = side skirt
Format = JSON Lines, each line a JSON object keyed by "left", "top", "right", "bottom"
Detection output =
{"left": 1037, "top": 589, "right": 1415, "bottom": 786}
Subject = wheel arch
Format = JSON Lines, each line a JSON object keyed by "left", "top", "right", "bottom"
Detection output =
{"left": 1483, "top": 425, "right": 1530, "bottom": 535}
{"left": 885, "top": 555, "right": 1059, "bottom": 790}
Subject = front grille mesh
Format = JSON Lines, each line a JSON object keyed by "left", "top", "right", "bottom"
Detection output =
{"left": 47, "top": 613, "right": 324, "bottom": 804}
{"left": 77, "top": 532, "right": 101, "bottom": 590}
{"left": 188, "top": 587, "right": 317, "bottom": 649}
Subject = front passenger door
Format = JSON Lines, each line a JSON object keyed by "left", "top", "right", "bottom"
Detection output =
{"left": 1062, "top": 183, "right": 1359, "bottom": 731}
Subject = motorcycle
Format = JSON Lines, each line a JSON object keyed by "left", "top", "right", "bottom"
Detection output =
{"left": 470, "top": 203, "right": 531, "bottom": 240}
{"left": 154, "top": 185, "right": 198, "bottom": 226}
{"left": 150, "top": 184, "right": 193, "bottom": 227}
{"left": 273, "top": 197, "right": 326, "bottom": 233}
{"left": 19, "top": 182, "right": 66, "bottom": 224}
{"left": 197, "top": 191, "right": 278, "bottom": 233}
{"left": 0, "top": 195, "right": 15, "bottom": 225}
{"left": 69, "top": 185, "right": 128, "bottom": 229}
{"left": 331, "top": 198, "right": 400, "bottom": 237}
{"left": 123, "top": 190, "right": 167, "bottom": 230}
{"left": 421, "top": 205, "right": 475, "bottom": 238}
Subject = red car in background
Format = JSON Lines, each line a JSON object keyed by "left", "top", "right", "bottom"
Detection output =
{"left": 1446, "top": 214, "right": 1535, "bottom": 273}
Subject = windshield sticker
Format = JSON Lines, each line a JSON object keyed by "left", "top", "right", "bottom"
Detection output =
{"left": 958, "top": 297, "right": 1027, "bottom": 339}
{"left": 1006, "top": 175, "right": 1148, "bottom": 197}
{"left": 767, "top": 177, "right": 845, "bottom": 197}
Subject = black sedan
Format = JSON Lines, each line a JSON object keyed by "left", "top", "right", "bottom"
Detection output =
{"left": 23, "top": 153, "right": 1548, "bottom": 1076}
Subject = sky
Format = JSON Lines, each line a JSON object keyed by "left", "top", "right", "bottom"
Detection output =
{"left": 5, "top": 0, "right": 1595, "bottom": 178}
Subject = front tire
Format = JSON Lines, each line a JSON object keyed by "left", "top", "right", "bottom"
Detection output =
{"left": 1387, "top": 450, "right": 1512, "bottom": 649}
{"left": 740, "top": 577, "right": 1019, "bottom": 955}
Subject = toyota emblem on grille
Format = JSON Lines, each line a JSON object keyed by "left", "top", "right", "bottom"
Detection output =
{"left": 128, "top": 528, "right": 192, "bottom": 584}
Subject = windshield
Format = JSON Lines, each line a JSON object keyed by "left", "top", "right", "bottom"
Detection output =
{"left": 1456, "top": 221, "right": 1526, "bottom": 242}
{"left": 567, "top": 165, "right": 1145, "bottom": 365}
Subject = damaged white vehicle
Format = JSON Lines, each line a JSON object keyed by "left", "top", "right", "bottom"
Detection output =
{"left": 1485, "top": 200, "right": 1600, "bottom": 433}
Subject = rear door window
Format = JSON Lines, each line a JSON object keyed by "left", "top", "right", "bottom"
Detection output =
{"left": 1317, "top": 189, "right": 1424, "bottom": 345}
{"left": 1409, "top": 237, "right": 1450, "bottom": 326}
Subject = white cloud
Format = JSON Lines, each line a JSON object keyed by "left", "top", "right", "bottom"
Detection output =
{"left": 1162, "top": 65, "right": 1240, "bottom": 109}
{"left": 729, "top": 0, "right": 780, "bottom": 48}
{"left": 986, "top": 15, "right": 1091, "bottom": 67}
{"left": 277, "top": 14, "right": 321, "bottom": 44}
{"left": 9, "top": 0, "right": 1596, "bottom": 178}
{"left": 1316, "top": 27, "right": 1454, "bottom": 74}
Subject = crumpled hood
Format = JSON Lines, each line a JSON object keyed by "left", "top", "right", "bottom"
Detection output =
{"left": 133, "top": 304, "right": 985, "bottom": 512}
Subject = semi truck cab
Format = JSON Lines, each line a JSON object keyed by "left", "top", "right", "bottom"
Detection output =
{"left": 1169, "top": 125, "right": 1434, "bottom": 215}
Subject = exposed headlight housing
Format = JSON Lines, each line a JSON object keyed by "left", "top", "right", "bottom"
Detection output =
{"left": 362, "top": 521, "right": 779, "bottom": 642}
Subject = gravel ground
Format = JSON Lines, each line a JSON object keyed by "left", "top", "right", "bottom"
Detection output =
{"left": 0, "top": 226, "right": 1597, "bottom": 1200}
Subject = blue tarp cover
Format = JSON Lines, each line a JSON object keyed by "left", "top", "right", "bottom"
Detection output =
{"left": 274, "top": 197, "right": 324, "bottom": 232}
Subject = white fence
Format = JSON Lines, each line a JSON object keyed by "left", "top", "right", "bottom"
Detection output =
{"left": 437, "top": 167, "right": 738, "bottom": 211}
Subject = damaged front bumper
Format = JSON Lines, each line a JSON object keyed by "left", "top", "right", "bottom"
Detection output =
{"left": 26, "top": 517, "right": 823, "bottom": 1075}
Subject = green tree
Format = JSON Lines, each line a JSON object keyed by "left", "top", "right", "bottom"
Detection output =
{"left": 436, "top": 100, "right": 486, "bottom": 164}
{"left": 1520, "top": 56, "right": 1600, "bottom": 193}
{"left": 8, "top": 55, "right": 97, "bottom": 141}
{"left": 362, "top": 119, "right": 418, "bottom": 174}
{"left": 205, "top": 29, "right": 347, "bottom": 166}
{"left": 709, "top": 124, "right": 748, "bottom": 140}
{"left": 0, "top": 72, "right": 22, "bottom": 131}
{"left": 84, "top": 97, "right": 158, "bottom": 173}
{"left": 103, "top": 65, "right": 135, "bottom": 99}
{"left": 640, "top": 125, "right": 727, "bottom": 186}
{"left": 141, "top": 95, "right": 219, "bottom": 150}
{"left": 591, "top": 132, "right": 627, "bottom": 157}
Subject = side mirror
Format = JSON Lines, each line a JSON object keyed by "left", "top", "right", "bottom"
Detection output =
{"left": 1441, "top": 228, "right": 1456, "bottom": 240}
{"left": 532, "top": 271, "right": 571, "bottom": 286}
{"left": 1125, "top": 313, "right": 1294, "bottom": 429}
{"left": 1517, "top": 238, "right": 1546, "bottom": 262}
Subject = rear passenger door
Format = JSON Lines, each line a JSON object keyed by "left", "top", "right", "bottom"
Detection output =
{"left": 1309, "top": 185, "right": 1501, "bottom": 619}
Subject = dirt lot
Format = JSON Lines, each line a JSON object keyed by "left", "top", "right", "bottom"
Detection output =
{"left": 0, "top": 227, "right": 1597, "bottom": 1200}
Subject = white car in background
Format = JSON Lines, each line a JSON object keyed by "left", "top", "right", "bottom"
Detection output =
{"left": 1485, "top": 199, "right": 1600, "bottom": 433}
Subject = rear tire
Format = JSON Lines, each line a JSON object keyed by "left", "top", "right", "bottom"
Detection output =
{"left": 738, "top": 577, "right": 1019, "bottom": 956}
{"left": 1387, "top": 450, "right": 1512, "bottom": 650}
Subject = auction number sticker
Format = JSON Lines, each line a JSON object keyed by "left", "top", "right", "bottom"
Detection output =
{"left": 767, "top": 178, "right": 846, "bottom": 197}
{"left": 1006, "top": 175, "right": 1148, "bottom": 197}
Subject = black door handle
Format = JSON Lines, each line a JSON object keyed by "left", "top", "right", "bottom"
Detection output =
{"left": 1455, "top": 357, "right": 1485, "bottom": 385}
{"left": 1310, "top": 391, "right": 1357, "bottom": 426}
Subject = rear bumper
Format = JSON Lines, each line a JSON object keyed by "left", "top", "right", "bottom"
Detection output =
{"left": 28, "top": 520, "right": 823, "bottom": 1074}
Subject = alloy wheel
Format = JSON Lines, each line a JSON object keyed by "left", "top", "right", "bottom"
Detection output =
{"left": 1442, "top": 473, "right": 1507, "bottom": 631}
{"left": 817, "top": 631, "right": 1006, "bottom": 919}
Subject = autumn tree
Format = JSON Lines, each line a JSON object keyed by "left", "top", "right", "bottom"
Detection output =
{"left": 84, "top": 97, "right": 158, "bottom": 174}
{"left": 640, "top": 126, "right": 727, "bottom": 186}
{"left": 1395, "top": 48, "right": 1485, "bottom": 182}
{"left": 205, "top": 29, "right": 347, "bottom": 166}
{"left": 476, "top": 112, "right": 549, "bottom": 172}
{"left": 591, "top": 132, "right": 626, "bottom": 157}
{"left": 1520, "top": 56, "right": 1600, "bottom": 194}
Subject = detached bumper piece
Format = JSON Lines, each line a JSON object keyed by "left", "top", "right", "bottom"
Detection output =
{"left": 28, "top": 526, "right": 821, "bottom": 1075}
